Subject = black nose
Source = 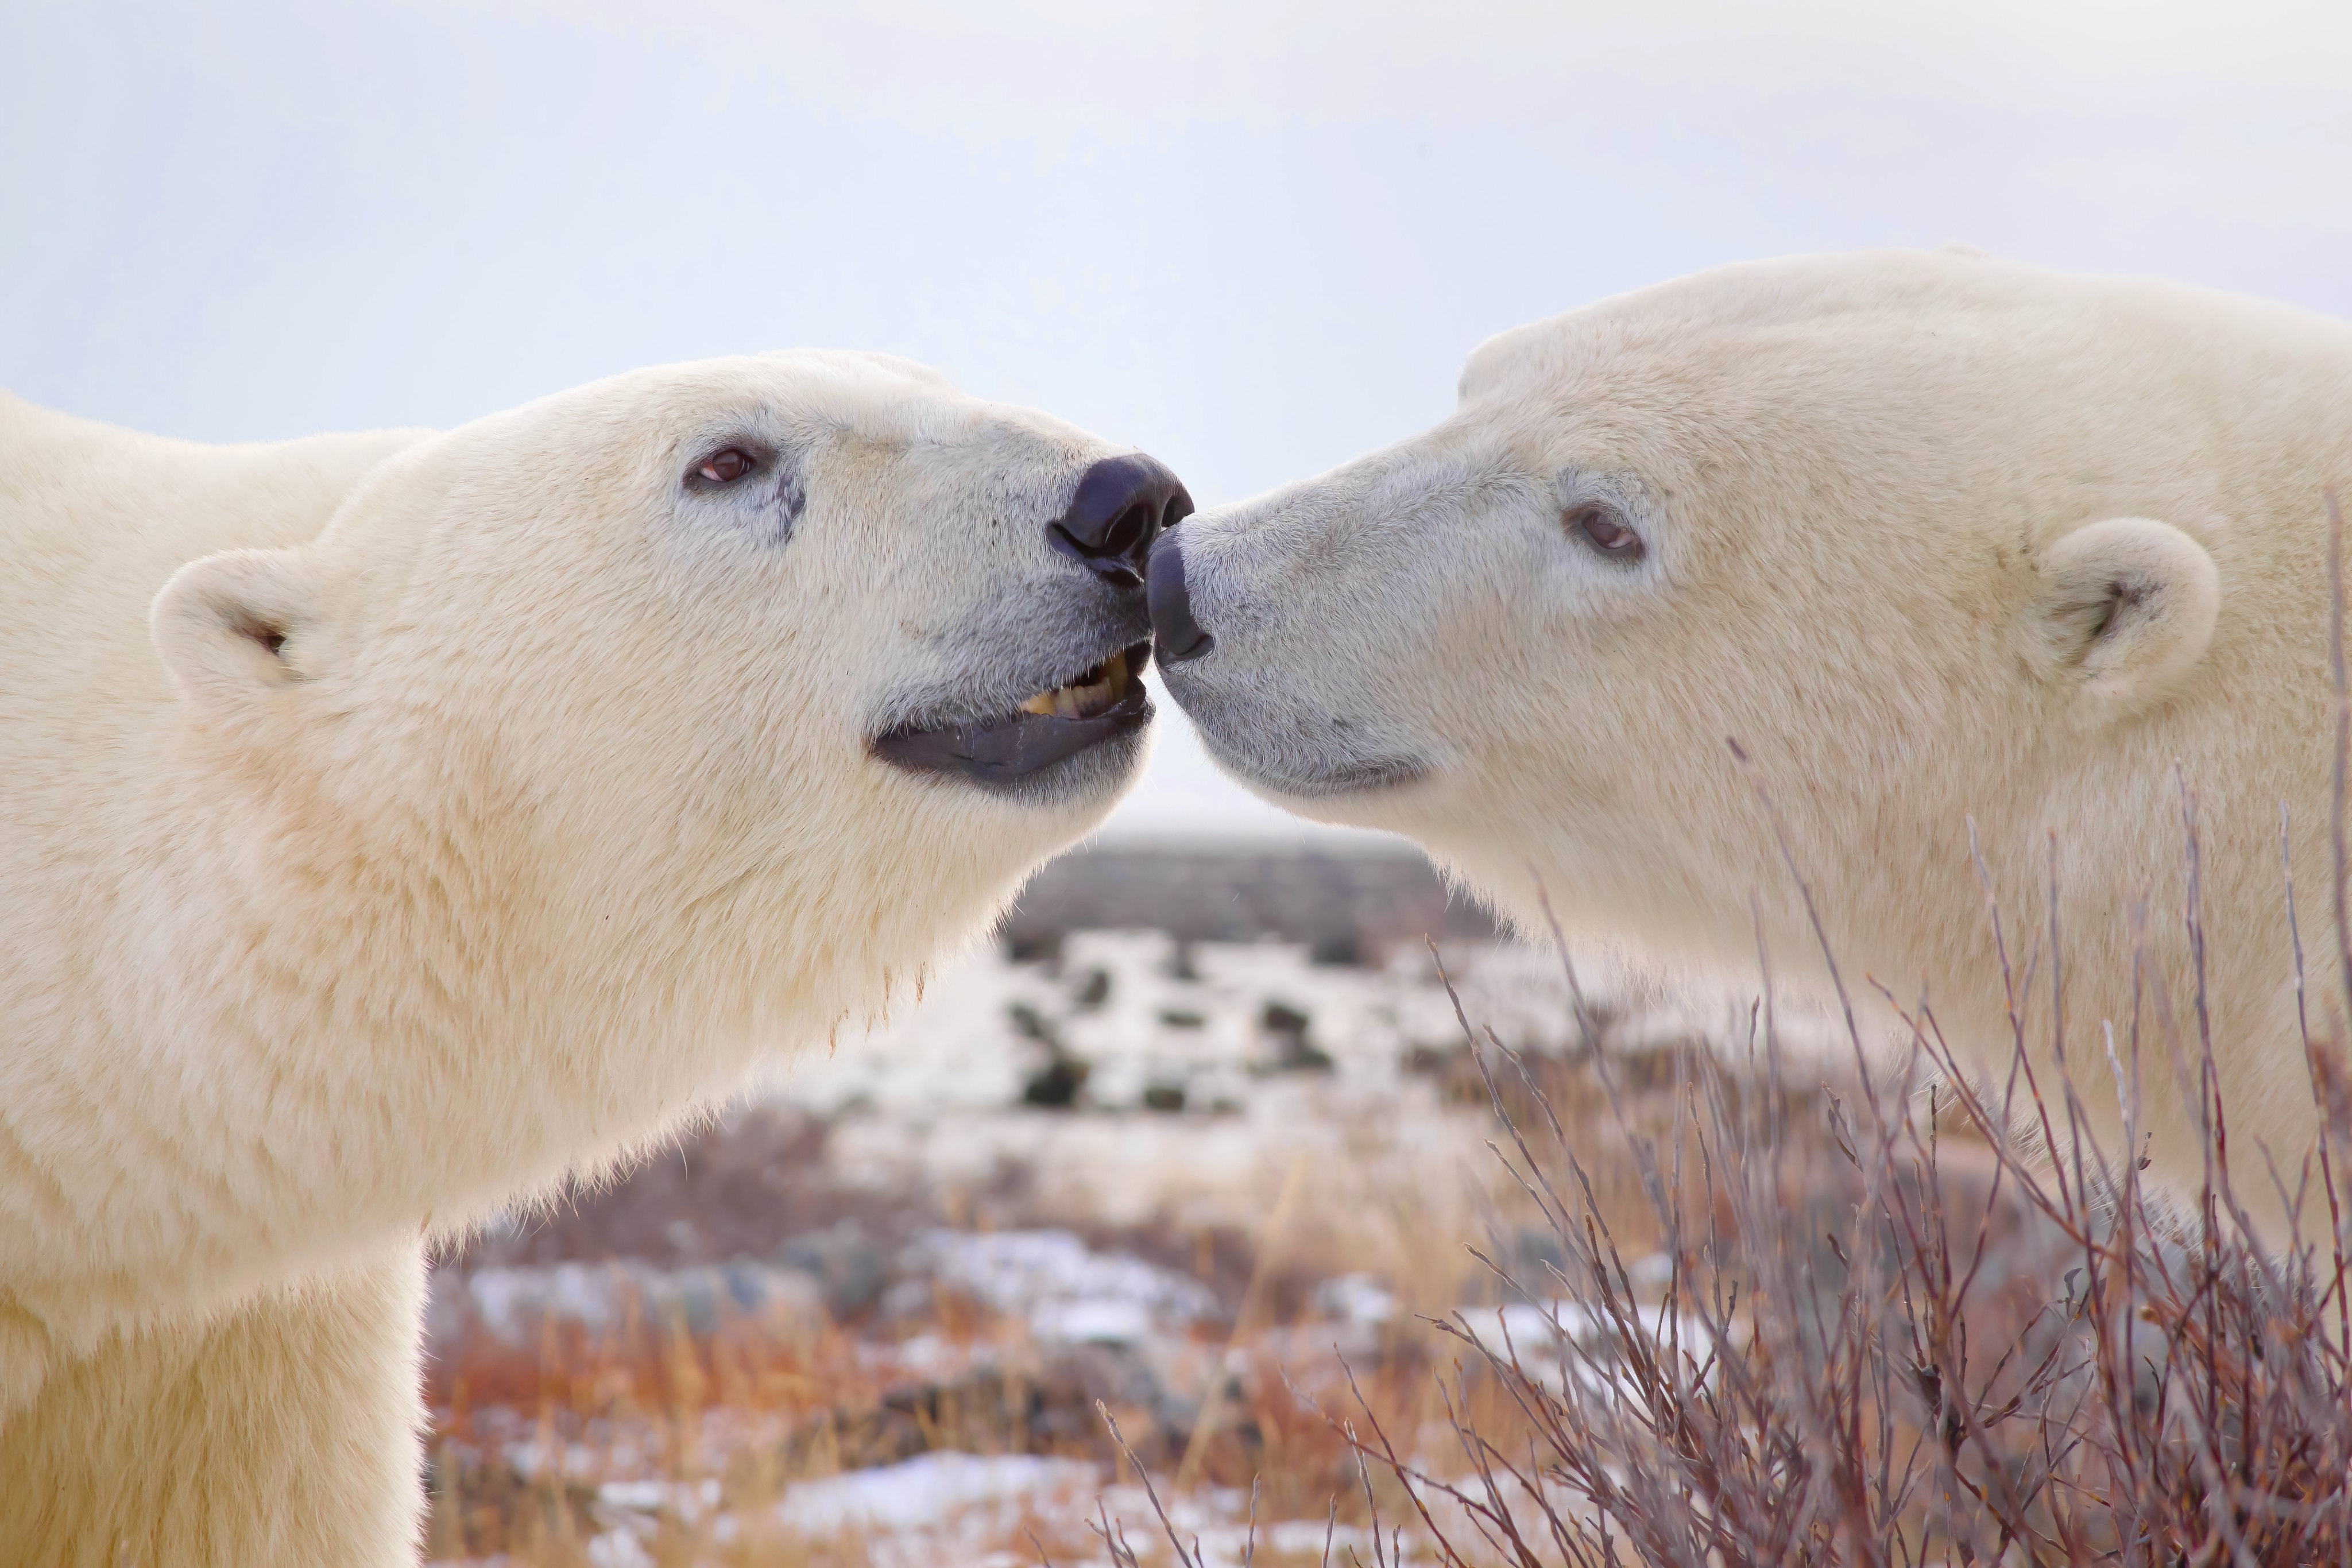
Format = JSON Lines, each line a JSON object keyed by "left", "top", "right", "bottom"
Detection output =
{"left": 1049, "top": 454, "right": 1193, "bottom": 588}
{"left": 1147, "top": 531, "right": 1212, "bottom": 664}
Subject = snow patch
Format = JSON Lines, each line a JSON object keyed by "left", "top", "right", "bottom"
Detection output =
{"left": 448, "top": 1259, "right": 823, "bottom": 1344}
{"left": 776, "top": 1450, "right": 1101, "bottom": 1536}
{"left": 906, "top": 1228, "right": 1218, "bottom": 1345}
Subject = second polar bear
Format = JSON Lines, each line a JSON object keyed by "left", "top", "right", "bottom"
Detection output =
{"left": 0, "top": 353, "right": 1186, "bottom": 1564}
{"left": 1154, "top": 250, "right": 2352, "bottom": 1242}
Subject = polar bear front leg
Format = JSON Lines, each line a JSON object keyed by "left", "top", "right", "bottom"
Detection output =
{"left": 0, "top": 1244, "right": 428, "bottom": 1568}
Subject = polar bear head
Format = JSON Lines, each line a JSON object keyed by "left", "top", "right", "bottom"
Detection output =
{"left": 1151, "top": 251, "right": 2281, "bottom": 978}
{"left": 150, "top": 351, "right": 1186, "bottom": 1058}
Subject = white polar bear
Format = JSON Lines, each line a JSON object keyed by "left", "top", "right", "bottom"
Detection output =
{"left": 1152, "top": 250, "right": 2352, "bottom": 1242}
{"left": 0, "top": 353, "right": 1187, "bottom": 1564}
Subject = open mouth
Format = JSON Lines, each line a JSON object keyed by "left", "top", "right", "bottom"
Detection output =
{"left": 873, "top": 642, "right": 1154, "bottom": 784}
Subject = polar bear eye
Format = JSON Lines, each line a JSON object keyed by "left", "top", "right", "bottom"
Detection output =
{"left": 1568, "top": 504, "right": 1645, "bottom": 563}
{"left": 686, "top": 444, "right": 769, "bottom": 490}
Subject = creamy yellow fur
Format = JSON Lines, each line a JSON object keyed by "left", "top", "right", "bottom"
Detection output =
{"left": 1161, "top": 250, "right": 2352, "bottom": 1243}
{"left": 0, "top": 353, "right": 1152, "bottom": 1562}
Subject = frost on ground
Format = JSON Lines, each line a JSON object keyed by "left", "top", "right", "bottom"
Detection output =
{"left": 424, "top": 907, "right": 1843, "bottom": 1565}
{"left": 563, "top": 1457, "right": 1384, "bottom": 1568}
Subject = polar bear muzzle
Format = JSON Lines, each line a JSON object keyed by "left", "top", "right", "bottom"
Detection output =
{"left": 872, "top": 454, "right": 1185, "bottom": 791}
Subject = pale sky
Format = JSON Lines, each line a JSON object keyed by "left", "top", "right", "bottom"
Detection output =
{"left": 6, "top": 0, "right": 2347, "bottom": 840}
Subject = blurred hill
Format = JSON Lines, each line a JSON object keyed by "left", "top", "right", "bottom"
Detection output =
{"left": 998, "top": 841, "right": 1499, "bottom": 964}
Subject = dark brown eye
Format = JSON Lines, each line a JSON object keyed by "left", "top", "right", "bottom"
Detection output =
{"left": 693, "top": 447, "right": 759, "bottom": 486}
{"left": 1568, "top": 504, "right": 1644, "bottom": 562}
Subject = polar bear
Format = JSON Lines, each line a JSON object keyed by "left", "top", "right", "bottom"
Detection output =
{"left": 1151, "top": 250, "right": 2352, "bottom": 1242}
{"left": 0, "top": 354, "right": 1186, "bottom": 1565}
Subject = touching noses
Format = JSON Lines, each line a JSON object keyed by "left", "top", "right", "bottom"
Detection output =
{"left": 1049, "top": 454, "right": 1192, "bottom": 589}
{"left": 1145, "top": 518, "right": 1211, "bottom": 665}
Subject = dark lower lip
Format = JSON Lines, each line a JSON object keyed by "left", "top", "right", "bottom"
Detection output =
{"left": 872, "top": 643, "right": 1154, "bottom": 785}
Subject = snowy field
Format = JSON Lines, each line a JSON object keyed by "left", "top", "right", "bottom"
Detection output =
{"left": 424, "top": 920, "right": 1840, "bottom": 1565}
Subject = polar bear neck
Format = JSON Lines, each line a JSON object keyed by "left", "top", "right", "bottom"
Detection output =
{"left": 38, "top": 708, "right": 973, "bottom": 1319}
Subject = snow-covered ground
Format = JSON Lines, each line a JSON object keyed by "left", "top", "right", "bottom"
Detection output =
{"left": 427, "top": 930, "right": 1837, "bottom": 1564}
{"left": 760, "top": 930, "right": 1809, "bottom": 1232}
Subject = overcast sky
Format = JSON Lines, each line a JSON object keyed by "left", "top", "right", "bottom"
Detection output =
{"left": 6, "top": 0, "right": 2348, "bottom": 840}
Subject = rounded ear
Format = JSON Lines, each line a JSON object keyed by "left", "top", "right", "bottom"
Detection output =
{"left": 150, "top": 548, "right": 322, "bottom": 722}
{"left": 2029, "top": 517, "right": 2219, "bottom": 715}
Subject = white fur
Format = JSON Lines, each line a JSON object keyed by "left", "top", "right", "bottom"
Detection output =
{"left": 0, "top": 352, "right": 1154, "bottom": 1562}
{"left": 1160, "top": 250, "right": 2352, "bottom": 1242}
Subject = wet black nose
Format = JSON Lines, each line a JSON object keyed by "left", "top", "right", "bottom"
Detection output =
{"left": 1147, "top": 531, "right": 1212, "bottom": 664}
{"left": 1048, "top": 454, "right": 1193, "bottom": 588}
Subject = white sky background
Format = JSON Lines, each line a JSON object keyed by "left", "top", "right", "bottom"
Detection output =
{"left": 5, "top": 1, "right": 2348, "bottom": 841}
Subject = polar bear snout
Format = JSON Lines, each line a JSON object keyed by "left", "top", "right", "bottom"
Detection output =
{"left": 1146, "top": 532, "right": 1212, "bottom": 664}
{"left": 865, "top": 449, "right": 1188, "bottom": 797}
{"left": 1049, "top": 454, "right": 1193, "bottom": 588}
{"left": 1146, "top": 490, "right": 1445, "bottom": 806}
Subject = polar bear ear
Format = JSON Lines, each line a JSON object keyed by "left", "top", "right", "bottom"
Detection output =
{"left": 150, "top": 548, "right": 323, "bottom": 721}
{"left": 2029, "top": 517, "right": 2220, "bottom": 717}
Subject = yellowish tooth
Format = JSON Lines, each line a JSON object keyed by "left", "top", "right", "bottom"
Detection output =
{"left": 1020, "top": 655, "right": 1129, "bottom": 722}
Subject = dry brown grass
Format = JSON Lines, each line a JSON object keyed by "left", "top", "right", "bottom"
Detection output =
{"left": 1312, "top": 913, "right": 2352, "bottom": 1566}
{"left": 422, "top": 1168, "right": 1577, "bottom": 1563}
